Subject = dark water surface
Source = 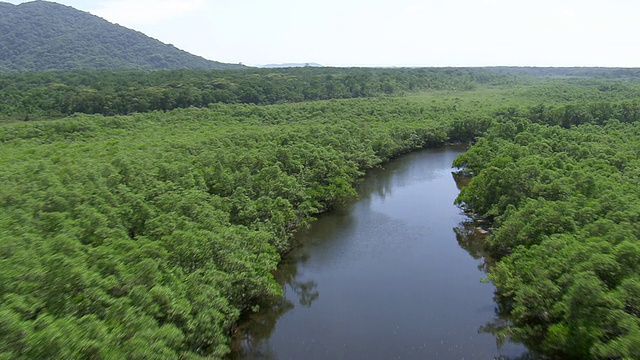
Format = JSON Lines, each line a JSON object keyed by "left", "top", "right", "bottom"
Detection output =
{"left": 232, "top": 145, "right": 529, "bottom": 359}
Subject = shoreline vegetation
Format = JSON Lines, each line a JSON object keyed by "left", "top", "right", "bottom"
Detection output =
{"left": 1, "top": 67, "right": 640, "bottom": 359}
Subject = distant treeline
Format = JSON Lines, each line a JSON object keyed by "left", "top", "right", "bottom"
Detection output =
{"left": 500, "top": 100, "right": 640, "bottom": 128}
{"left": 3, "top": 67, "right": 640, "bottom": 122}
{"left": 485, "top": 66, "right": 640, "bottom": 79}
{"left": 0, "top": 67, "right": 513, "bottom": 121}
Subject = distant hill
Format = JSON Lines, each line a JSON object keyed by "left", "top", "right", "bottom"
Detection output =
{"left": 0, "top": 1, "right": 245, "bottom": 72}
{"left": 261, "top": 63, "right": 323, "bottom": 68}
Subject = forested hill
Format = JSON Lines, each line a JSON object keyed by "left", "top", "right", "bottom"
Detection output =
{"left": 0, "top": 1, "right": 244, "bottom": 72}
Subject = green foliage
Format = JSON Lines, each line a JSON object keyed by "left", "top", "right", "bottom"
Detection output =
{"left": 3, "top": 65, "right": 640, "bottom": 358}
{"left": 456, "top": 114, "right": 640, "bottom": 358}
{"left": 0, "top": 97, "right": 457, "bottom": 358}
{"left": 0, "top": 67, "right": 510, "bottom": 121}
{"left": 3, "top": 66, "right": 640, "bottom": 124}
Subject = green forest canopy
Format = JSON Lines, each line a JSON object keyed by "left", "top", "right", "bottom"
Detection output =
{"left": 2, "top": 66, "right": 640, "bottom": 122}
{"left": 1, "top": 67, "right": 640, "bottom": 359}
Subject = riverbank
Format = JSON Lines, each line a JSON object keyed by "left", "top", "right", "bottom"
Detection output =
{"left": 231, "top": 146, "right": 530, "bottom": 359}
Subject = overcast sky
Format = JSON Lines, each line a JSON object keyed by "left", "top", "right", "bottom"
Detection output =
{"left": 5, "top": 0, "right": 640, "bottom": 67}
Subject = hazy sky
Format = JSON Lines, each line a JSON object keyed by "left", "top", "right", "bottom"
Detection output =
{"left": 5, "top": 0, "right": 640, "bottom": 67}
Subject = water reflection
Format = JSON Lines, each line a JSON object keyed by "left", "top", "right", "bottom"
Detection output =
{"left": 230, "top": 252, "right": 320, "bottom": 359}
{"left": 452, "top": 175, "right": 541, "bottom": 360}
{"left": 453, "top": 219, "right": 494, "bottom": 273}
{"left": 231, "top": 297, "right": 290, "bottom": 359}
{"left": 453, "top": 221, "right": 536, "bottom": 359}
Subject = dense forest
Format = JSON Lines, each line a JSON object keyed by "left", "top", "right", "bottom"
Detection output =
{"left": 1, "top": 67, "right": 640, "bottom": 359}
{"left": 0, "top": 1, "right": 242, "bottom": 72}
{"left": 3, "top": 66, "right": 639, "bottom": 123}
{"left": 0, "top": 95, "right": 473, "bottom": 358}
{"left": 454, "top": 104, "right": 640, "bottom": 359}
{"left": 0, "top": 67, "right": 510, "bottom": 121}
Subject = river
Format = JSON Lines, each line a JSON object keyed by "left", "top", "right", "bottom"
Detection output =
{"left": 231, "top": 145, "right": 530, "bottom": 359}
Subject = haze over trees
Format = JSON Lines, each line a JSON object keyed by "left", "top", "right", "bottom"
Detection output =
{"left": 0, "top": 1, "right": 243, "bottom": 71}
